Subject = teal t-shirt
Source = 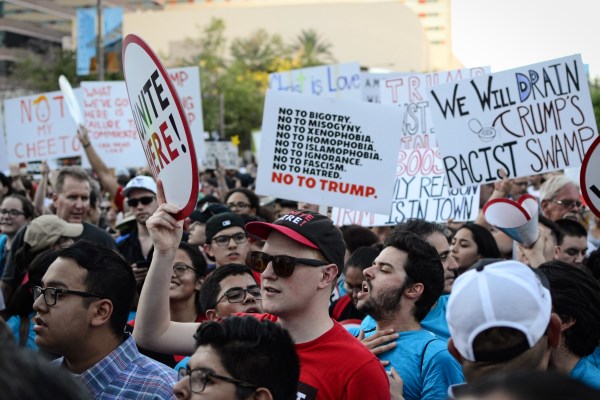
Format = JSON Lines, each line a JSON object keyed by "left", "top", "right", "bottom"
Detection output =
{"left": 571, "top": 356, "right": 600, "bottom": 390}
{"left": 366, "top": 329, "right": 463, "bottom": 400}
{"left": 7, "top": 312, "right": 37, "bottom": 349}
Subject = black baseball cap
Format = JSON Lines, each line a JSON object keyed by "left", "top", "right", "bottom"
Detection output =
{"left": 205, "top": 212, "right": 246, "bottom": 243}
{"left": 190, "top": 203, "right": 230, "bottom": 224}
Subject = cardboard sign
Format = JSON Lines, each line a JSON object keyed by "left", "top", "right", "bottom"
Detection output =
{"left": 331, "top": 147, "right": 480, "bottom": 226}
{"left": 4, "top": 90, "right": 84, "bottom": 165}
{"left": 269, "top": 63, "right": 361, "bottom": 100}
{"left": 123, "top": 34, "right": 198, "bottom": 219}
{"left": 428, "top": 55, "right": 598, "bottom": 188}
{"left": 380, "top": 67, "right": 489, "bottom": 150}
{"left": 255, "top": 90, "right": 402, "bottom": 214}
{"left": 203, "top": 141, "right": 240, "bottom": 169}
{"left": 581, "top": 135, "right": 600, "bottom": 219}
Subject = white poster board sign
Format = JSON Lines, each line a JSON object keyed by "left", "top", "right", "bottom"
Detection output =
{"left": 380, "top": 67, "right": 489, "bottom": 150}
{"left": 361, "top": 72, "right": 403, "bottom": 103}
{"left": 331, "top": 147, "right": 480, "bottom": 226}
{"left": 123, "top": 34, "right": 198, "bottom": 219}
{"left": 269, "top": 63, "right": 361, "bottom": 100}
{"left": 428, "top": 54, "right": 597, "bottom": 188}
{"left": 0, "top": 114, "right": 7, "bottom": 172}
{"left": 4, "top": 90, "right": 84, "bottom": 165}
{"left": 581, "top": 135, "right": 600, "bottom": 219}
{"left": 203, "top": 141, "right": 239, "bottom": 169}
{"left": 256, "top": 90, "right": 402, "bottom": 214}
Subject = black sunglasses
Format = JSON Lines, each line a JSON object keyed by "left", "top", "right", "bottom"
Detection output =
{"left": 127, "top": 196, "right": 155, "bottom": 208}
{"left": 247, "top": 251, "right": 328, "bottom": 278}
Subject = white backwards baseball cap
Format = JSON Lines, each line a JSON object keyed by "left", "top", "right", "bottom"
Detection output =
{"left": 446, "top": 260, "right": 552, "bottom": 362}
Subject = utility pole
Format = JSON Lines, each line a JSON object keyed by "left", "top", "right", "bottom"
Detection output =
{"left": 97, "top": 0, "right": 104, "bottom": 81}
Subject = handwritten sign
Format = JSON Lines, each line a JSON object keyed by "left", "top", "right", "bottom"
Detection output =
{"left": 361, "top": 72, "right": 403, "bottom": 103}
{"left": 428, "top": 54, "right": 597, "bottom": 188}
{"left": 255, "top": 90, "right": 402, "bottom": 214}
{"left": 581, "top": 135, "right": 600, "bottom": 219}
{"left": 380, "top": 67, "right": 489, "bottom": 150}
{"left": 269, "top": 63, "right": 361, "bottom": 100}
{"left": 0, "top": 114, "right": 7, "bottom": 172}
{"left": 123, "top": 34, "right": 198, "bottom": 219}
{"left": 4, "top": 90, "right": 84, "bottom": 165}
{"left": 331, "top": 147, "right": 480, "bottom": 226}
{"left": 203, "top": 141, "right": 240, "bottom": 169}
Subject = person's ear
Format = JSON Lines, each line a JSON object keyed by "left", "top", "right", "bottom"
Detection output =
{"left": 204, "top": 244, "right": 214, "bottom": 258}
{"left": 405, "top": 283, "right": 424, "bottom": 299}
{"left": 447, "top": 338, "right": 463, "bottom": 363}
{"left": 89, "top": 299, "right": 113, "bottom": 328}
{"left": 251, "top": 387, "right": 273, "bottom": 400}
{"left": 205, "top": 309, "right": 221, "bottom": 322}
{"left": 195, "top": 278, "right": 204, "bottom": 291}
{"left": 52, "top": 192, "right": 59, "bottom": 207}
{"left": 547, "top": 313, "right": 562, "bottom": 349}
{"left": 317, "top": 264, "right": 338, "bottom": 289}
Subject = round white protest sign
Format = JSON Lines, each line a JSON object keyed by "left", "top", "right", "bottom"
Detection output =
{"left": 581, "top": 135, "right": 600, "bottom": 219}
{"left": 123, "top": 34, "right": 198, "bottom": 220}
{"left": 58, "top": 75, "right": 83, "bottom": 126}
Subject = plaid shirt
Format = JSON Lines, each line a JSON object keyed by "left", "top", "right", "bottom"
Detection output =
{"left": 54, "top": 335, "right": 177, "bottom": 399}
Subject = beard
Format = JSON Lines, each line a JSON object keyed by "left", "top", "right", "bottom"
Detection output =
{"left": 357, "top": 282, "right": 404, "bottom": 321}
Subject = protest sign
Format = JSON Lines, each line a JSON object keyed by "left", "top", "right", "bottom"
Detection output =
{"left": 581, "top": 135, "right": 600, "bottom": 219}
{"left": 269, "top": 63, "right": 361, "bottom": 100}
{"left": 0, "top": 115, "right": 7, "bottom": 172}
{"left": 203, "top": 141, "right": 240, "bottom": 169}
{"left": 380, "top": 67, "right": 489, "bottom": 150}
{"left": 361, "top": 72, "right": 403, "bottom": 103}
{"left": 255, "top": 90, "right": 402, "bottom": 214}
{"left": 428, "top": 54, "right": 597, "bottom": 188}
{"left": 331, "top": 147, "right": 480, "bottom": 226}
{"left": 4, "top": 90, "right": 84, "bottom": 165}
{"left": 123, "top": 34, "right": 198, "bottom": 219}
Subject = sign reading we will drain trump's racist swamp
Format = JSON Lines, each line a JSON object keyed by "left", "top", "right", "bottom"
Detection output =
{"left": 428, "top": 54, "right": 598, "bottom": 188}
{"left": 255, "top": 90, "right": 402, "bottom": 214}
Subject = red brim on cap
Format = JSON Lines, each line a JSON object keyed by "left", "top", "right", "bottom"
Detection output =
{"left": 246, "top": 221, "right": 319, "bottom": 250}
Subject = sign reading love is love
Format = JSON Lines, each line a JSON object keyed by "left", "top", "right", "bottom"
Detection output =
{"left": 122, "top": 34, "right": 198, "bottom": 219}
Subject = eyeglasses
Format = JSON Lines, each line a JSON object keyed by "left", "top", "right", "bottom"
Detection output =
{"left": 552, "top": 199, "right": 582, "bottom": 209}
{"left": 33, "top": 286, "right": 102, "bottom": 306}
{"left": 212, "top": 232, "right": 248, "bottom": 247}
{"left": 172, "top": 263, "right": 196, "bottom": 276}
{"left": 178, "top": 367, "right": 257, "bottom": 394}
{"left": 126, "top": 196, "right": 155, "bottom": 208}
{"left": 99, "top": 206, "right": 112, "bottom": 212}
{"left": 227, "top": 202, "right": 251, "bottom": 210}
{"left": 217, "top": 285, "right": 262, "bottom": 304}
{"left": 0, "top": 208, "right": 25, "bottom": 218}
{"left": 247, "top": 251, "right": 328, "bottom": 278}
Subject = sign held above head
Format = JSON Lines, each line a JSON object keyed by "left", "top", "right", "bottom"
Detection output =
{"left": 122, "top": 34, "right": 198, "bottom": 220}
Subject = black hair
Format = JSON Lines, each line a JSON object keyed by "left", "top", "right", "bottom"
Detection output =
{"left": 584, "top": 247, "right": 600, "bottom": 283}
{"left": 392, "top": 218, "right": 450, "bottom": 239}
{"left": 57, "top": 241, "right": 136, "bottom": 337}
{"left": 0, "top": 172, "right": 12, "bottom": 193}
{"left": 3, "top": 194, "right": 35, "bottom": 220}
{"left": 457, "top": 223, "right": 501, "bottom": 259}
{"left": 6, "top": 249, "right": 60, "bottom": 319}
{"left": 0, "top": 347, "right": 90, "bottom": 399}
{"left": 346, "top": 246, "right": 380, "bottom": 272}
{"left": 274, "top": 198, "right": 298, "bottom": 209}
{"left": 539, "top": 215, "right": 563, "bottom": 244}
{"left": 460, "top": 370, "right": 600, "bottom": 400}
{"left": 178, "top": 241, "right": 208, "bottom": 313}
{"left": 538, "top": 260, "right": 600, "bottom": 357}
{"left": 224, "top": 188, "right": 260, "bottom": 214}
{"left": 198, "top": 264, "right": 256, "bottom": 312}
{"left": 197, "top": 195, "right": 221, "bottom": 210}
{"left": 341, "top": 225, "right": 380, "bottom": 255}
{"left": 193, "top": 316, "right": 300, "bottom": 400}
{"left": 383, "top": 232, "right": 444, "bottom": 321}
{"left": 554, "top": 218, "right": 587, "bottom": 245}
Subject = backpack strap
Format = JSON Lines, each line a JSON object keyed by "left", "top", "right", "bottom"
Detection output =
{"left": 420, "top": 338, "right": 439, "bottom": 374}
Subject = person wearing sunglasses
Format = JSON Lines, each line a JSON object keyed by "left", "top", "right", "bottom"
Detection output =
{"left": 203, "top": 213, "right": 250, "bottom": 269}
{"left": 33, "top": 240, "right": 177, "bottom": 399}
{"left": 136, "top": 197, "right": 391, "bottom": 400}
{"left": 116, "top": 175, "right": 159, "bottom": 279}
{"left": 174, "top": 316, "right": 299, "bottom": 400}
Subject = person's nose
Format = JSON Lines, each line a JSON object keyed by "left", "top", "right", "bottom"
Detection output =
{"left": 446, "top": 254, "right": 459, "bottom": 271}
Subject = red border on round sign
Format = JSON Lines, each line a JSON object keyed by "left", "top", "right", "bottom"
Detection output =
{"left": 122, "top": 34, "right": 198, "bottom": 220}
{"left": 580, "top": 134, "right": 600, "bottom": 219}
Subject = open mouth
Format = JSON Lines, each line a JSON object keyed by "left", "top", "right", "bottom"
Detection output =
{"left": 245, "top": 307, "right": 260, "bottom": 313}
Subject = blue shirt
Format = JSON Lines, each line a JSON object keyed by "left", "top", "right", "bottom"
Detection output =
{"left": 571, "top": 356, "right": 600, "bottom": 390}
{"left": 349, "top": 295, "right": 451, "bottom": 341}
{"left": 53, "top": 335, "right": 177, "bottom": 399}
{"left": 7, "top": 313, "right": 37, "bottom": 349}
{"left": 366, "top": 329, "right": 464, "bottom": 400}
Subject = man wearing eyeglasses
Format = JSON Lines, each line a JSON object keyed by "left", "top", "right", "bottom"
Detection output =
{"left": 116, "top": 175, "right": 159, "bottom": 277}
{"left": 203, "top": 213, "right": 250, "bottom": 270}
{"left": 33, "top": 240, "right": 177, "bottom": 399}
{"left": 540, "top": 175, "right": 584, "bottom": 222}
{"left": 135, "top": 202, "right": 391, "bottom": 400}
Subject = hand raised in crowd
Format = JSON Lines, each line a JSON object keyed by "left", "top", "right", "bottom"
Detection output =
{"left": 493, "top": 168, "right": 512, "bottom": 196}
{"left": 357, "top": 328, "right": 399, "bottom": 366}
{"left": 145, "top": 180, "right": 182, "bottom": 255}
{"left": 76, "top": 124, "right": 91, "bottom": 147}
{"left": 516, "top": 225, "right": 553, "bottom": 268}
{"left": 389, "top": 367, "right": 404, "bottom": 400}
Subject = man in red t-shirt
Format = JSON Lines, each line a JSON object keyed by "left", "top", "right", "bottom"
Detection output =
{"left": 135, "top": 194, "right": 391, "bottom": 400}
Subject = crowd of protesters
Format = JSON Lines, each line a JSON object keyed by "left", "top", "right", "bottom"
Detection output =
{"left": 1, "top": 126, "right": 600, "bottom": 400}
